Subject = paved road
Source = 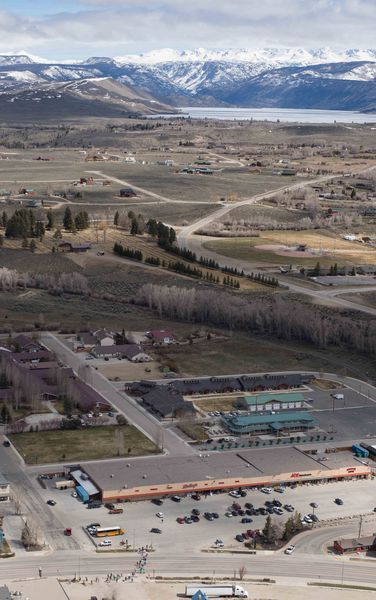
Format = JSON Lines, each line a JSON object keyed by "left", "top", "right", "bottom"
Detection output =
{"left": 177, "top": 165, "right": 376, "bottom": 316}
{"left": 40, "top": 333, "right": 195, "bottom": 457}
{"left": 0, "top": 443, "right": 78, "bottom": 551}
{"left": 3, "top": 548, "right": 376, "bottom": 584}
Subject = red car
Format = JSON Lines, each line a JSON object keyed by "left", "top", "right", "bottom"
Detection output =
{"left": 192, "top": 494, "right": 201, "bottom": 501}
{"left": 176, "top": 517, "right": 185, "bottom": 524}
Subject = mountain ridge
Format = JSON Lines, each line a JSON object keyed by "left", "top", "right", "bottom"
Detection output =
{"left": 0, "top": 48, "right": 374, "bottom": 113}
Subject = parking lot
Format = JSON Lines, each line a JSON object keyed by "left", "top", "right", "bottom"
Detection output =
{"left": 39, "top": 477, "right": 376, "bottom": 555}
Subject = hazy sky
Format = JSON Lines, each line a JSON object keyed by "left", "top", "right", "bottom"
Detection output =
{"left": 0, "top": 0, "right": 375, "bottom": 59}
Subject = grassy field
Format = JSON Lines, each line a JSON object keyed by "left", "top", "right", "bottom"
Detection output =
{"left": 158, "top": 334, "right": 376, "bottom": 382}
{"left": 205, "top": 230, "right": 376, "bottom": 267}
{"left": 177, "top": 421, "right": 208, "bottom": 442}
{"left": 9, "top": 424, "right": 159, "bottom": 464}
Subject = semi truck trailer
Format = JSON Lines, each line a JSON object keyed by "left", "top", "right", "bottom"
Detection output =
{"left": 185, "top": 585, "right": 248, "bottom": 597}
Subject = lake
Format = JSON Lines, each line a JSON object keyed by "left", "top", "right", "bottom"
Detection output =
{"left": 153, "top": 106, "right": 376, "bottom": 124}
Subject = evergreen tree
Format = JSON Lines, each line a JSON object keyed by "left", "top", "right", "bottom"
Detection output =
{"left": 1, "top": 211, "right": 8, "bottom": 228}
{"left": 46, "top": 210, "right": 54, "bottom": 230}
{"left": 63, "top": 207, "right": 74, "bottom": 231}
{"left": 130, "top": 219, "right": 138, "bottom": 235}
{"left": 114, "top": 211, "right": 119, "bottom": 226}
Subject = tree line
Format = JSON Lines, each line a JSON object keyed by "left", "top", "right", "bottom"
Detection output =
{"left": 134, "top": 283, "right": 376, "bottom": 356}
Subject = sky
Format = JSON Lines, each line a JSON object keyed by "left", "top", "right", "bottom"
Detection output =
{"left": 0, "top": 0, "right": 375, "bottom": 60}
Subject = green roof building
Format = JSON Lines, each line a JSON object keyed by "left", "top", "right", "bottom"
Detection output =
{"left": 223, "top": 410, "right": 317, "bottom": 435}
{"left": 236, "top": 391, "right": 304, "bottom": 412}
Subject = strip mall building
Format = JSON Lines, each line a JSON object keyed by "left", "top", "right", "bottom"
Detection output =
{"left": 80, "top": 446, "right": 372, "bottom": 503}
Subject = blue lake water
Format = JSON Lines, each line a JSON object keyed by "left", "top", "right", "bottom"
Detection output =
{"left": 154, "top": 106, "right": 376, "bottom": 124}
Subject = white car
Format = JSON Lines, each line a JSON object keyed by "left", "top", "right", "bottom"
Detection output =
{"left": 98, "top": 539, "right": 111, "bottom": 547}
{"left": 285, "top": 545, "right": 295, "bottom": 555}
{"left": 229, "top": 491, "right": 241, "bottom": 498}
{"left": 156, "top": 512, "right": 164, "bottom": 518}
{"left": 71, "top": 491, "right": 78, "bottom": 498}
{"left": 261, "top": 487, "right": 273, "bottom": 494}
{"left": 214, "top": 540, "right": 224, "bottom": 547}
{"left": 302, "top": 515, "right": 313, "bottom": 524}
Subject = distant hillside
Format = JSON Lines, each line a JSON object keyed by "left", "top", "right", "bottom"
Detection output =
{"left": 0, "top": 48, "right": 374, "bottom": 114}
{"left": 0, "top": 77, "right": 174, "bottom": 120}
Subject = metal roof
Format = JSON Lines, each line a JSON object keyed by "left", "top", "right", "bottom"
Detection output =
{"left": 242, "top": 392, "right": 304, "bottom": 406}
{"left": 70, "top": 469, "right": 99, "bottom": 496}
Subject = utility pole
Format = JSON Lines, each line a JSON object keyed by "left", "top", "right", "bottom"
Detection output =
{"left": 358, "top": 515, "right": 363, "bottom": 539}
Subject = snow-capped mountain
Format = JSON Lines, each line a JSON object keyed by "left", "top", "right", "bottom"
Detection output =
{"left": 114, "top": 47, "right": 376, "bottom": 67}
{"left": 0, "top": 47, "right": 374, "bottom": 113}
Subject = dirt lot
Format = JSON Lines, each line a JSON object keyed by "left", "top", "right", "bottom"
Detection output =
{"left": 193, "top": 395, "right": 238, "bottom": 413}
{"left": 9, "top": 424, "right": 159, "bottom": 464}
{"left": 97, "top": 359, "right": 162, "bottom": 381}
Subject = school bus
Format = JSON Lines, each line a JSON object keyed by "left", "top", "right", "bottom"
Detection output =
{"left": 95, "top": 526, "right": 124, "bottom": 537}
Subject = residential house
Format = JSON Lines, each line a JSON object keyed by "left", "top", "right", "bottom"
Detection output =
{"left": 58, "top": 242, "right": 92, "bottom": 253}
{"left": 148, "top": 330, "right": 175, "bottom": 345}
{"left": 120, "top": 188, "right": 137, "bottom": 197}
{"left": 12, "top": 335, "right": 42, "bottom": 353}
{"left": 92, "top": 329, "right": 114, "bottom": 347}
{"left": 91, "top": 344, "right": 151, "bottom": 362}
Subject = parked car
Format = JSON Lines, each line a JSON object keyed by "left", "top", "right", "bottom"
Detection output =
{"left": 192, "top": 494, "right": 201, "bottom": 501}
{"left": 335, "top": 498, "right": 344, "bottom": 505}
{"left": 71, "top": 491, "right": 78, "bottom": 498}
{"left": 225, "top": 511, "right": 233, "bottom": 517}
{"left": 105, "top": 503, "right": 115, "bottom": 510}
{"left": 245, "top": 502, "right": 253, "bottom": 509}
{"left": 261, "top": 487, "right": 272, "bottom": 494}
{"left": 274, "top": 507, "right": 284, "bottom": 515}
{"left": 47, "top": 499, "right": 56, "bottom": 506}
{"left": 284, "top": 504, "right": 294, "bottom": 512}
{"left": 235, "top": 534, "right": 244, "bottom": 542}
{"left": 229, "top": 491, "right": 241, "bottom": 498}
{"left": 3, "top": 440, "right": 10, "bottom": 447}
{"left": 191, "top": 515, "right": 200, "bottom": 522}
{"left": 156, "top": 512, "right": 164, "bottom": 518}
{"left": 241, "top": 517, "right": 253, "bottom": 524}
{"left": 302, "top": 515, "right": 313, "bottom": 524}
{"left": 285, "top": 545, "right": 295, "bottom": 555}
{"left": 152, "top": 499, "right": 163, "bottom": 506}
{"left": 171, "top": 496, "right": 181, "bottom": 503}
{"left": 240, "top": 491, "right": 247, "bottom": 497}
{"left": 150, "top": 528, "right": 162, "bottom": 534}
{"left": 109, "top": 508, "right": 123, "bottom": 514}
{"left": 308, "top": 513, "right": 319, "bottom": 522}
{"left": 185, "top": 517, "right": 193, "bottom": 524}
{"left": 64, "top": 528, "right": 72, "bottom": 536}
{"left": 176, "top": 517, "right": 185, "bottom": 524}
{"left": 98, "top": 539, "right": 111, "bottom": 547}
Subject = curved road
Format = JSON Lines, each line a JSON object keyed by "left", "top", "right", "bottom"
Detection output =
{"left": 177, "top": 165, "right": 376, "bottom": 316}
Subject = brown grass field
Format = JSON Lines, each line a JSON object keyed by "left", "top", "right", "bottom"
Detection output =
{"left": 205, "top": 230, "right": 376, "bottom": 267}
{"left": 9, "top": 424, "right": 159, "bottom": 464}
